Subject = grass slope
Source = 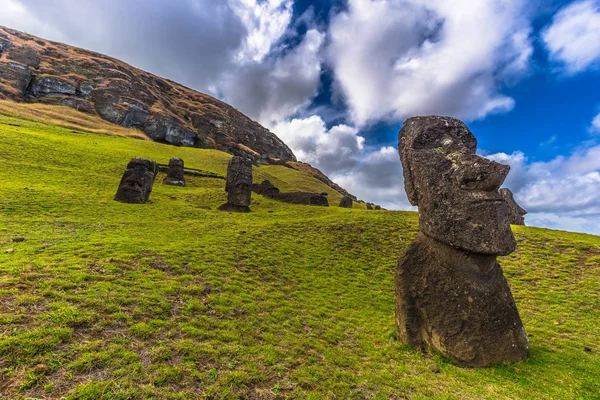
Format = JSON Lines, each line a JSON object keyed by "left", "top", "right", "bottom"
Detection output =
{"left": 0, "top": 114, "right": 599, "bottom": 399}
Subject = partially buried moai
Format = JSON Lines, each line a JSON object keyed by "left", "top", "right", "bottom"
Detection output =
{"left": 218, "top": 156, "right": 252, "bottom": 212}
{"left": 396, "top": 116, "right": 529, "bottom": 367}
{"left": 339, "top": 196, "right": 353, "bottom": 208}
{"left": 163, "top": 157, "right": 186, "bottom": 187}
{"left": 114, "top": 158, "right": 158, "bottom": 204}
{"left": 499, "top": 188, "right": 527, "bottom": 226}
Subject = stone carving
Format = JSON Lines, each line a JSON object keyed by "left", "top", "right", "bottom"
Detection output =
{"left": 374, "top": 205, "right": 382, "bottom": 210}
{"left": 339, "top": 196, "right": 353, "bottom": 208}
{"left": 366, "top": 202, "right": 373, "bottom": 210}
{"left": 499, "top": 188, "right": 527, "bottom": 225}
{"left": 163, "top": 157, "right": 186, "bottom": 186}
{"left": 114, "top": 158, "right": 157, "bottom": 204}
{"left": 396, "top": 116, "right": 529, "bottom": 367}
{"left": 251, "top": 180, "right": 329, "bottom": 206}
{"left": 252, "top": 180, "right": 281, "bottom": 197}
{"left": 218, "top": 156, "right": 252, "bottom": 212}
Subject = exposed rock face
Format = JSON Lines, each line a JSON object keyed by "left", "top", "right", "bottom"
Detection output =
{"left": 114, "top": 158, "right": 157, "bottom": 204}
{"left": 163, "top": 157, "right": 186, "bottom": 187}
{"left": 396, "top": 116, "right": 528, "bottom": 367}
{"left": 218, "top": 156, "right": 252, "bottom": 212}
{"left": 499, "top": 188, "right": 527, "bottom": 225}
{"left": 0, "top": 26, "right": 296, "bottom": 161}
{"left": 339, "top": 196, "right": 353, "bottom": 208}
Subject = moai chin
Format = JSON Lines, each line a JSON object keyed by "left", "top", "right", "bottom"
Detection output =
{"left": 114, "top": 158, "right": 158, "bottom": 204}
{"left": 218, "top": 156, "right": 252, "bottom": 212}
{"left": 396, "top": 116, "right": 529, "bottom": 367}
{"left": 163, "top": 157, "right": 186, "bottom": 186}
{"left": 499, "top": 188, "right": 527, "bottom": 226}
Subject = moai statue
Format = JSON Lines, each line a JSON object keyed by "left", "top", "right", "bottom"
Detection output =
{"left": 366, "top": 202, "right": 373, "bottom": 210}
{"left": 114, "top": 158, "right": 157, "bottom": 204}
{"left": 218, "top": 156, "right": 252, "bottom": 212}
{"left": 396, "top": 116, "right": 529, "bottom": 367}
{"left": 339, "top": 196, "right": 353, "bottom": 208}
{"left": 499, "top": 188, "right": 527, "bottom": 225}
{"left": 374, "top": 205, "right": 382, "bottom": 210}
{"left": 163, "top": 157, "right": 186, "bottom": 186}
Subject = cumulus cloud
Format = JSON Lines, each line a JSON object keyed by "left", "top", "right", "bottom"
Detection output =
{"left": 590, "top": 113, "right": 600, "bottom": 134}
{"left": 486, "top": 145, "right": 600, "bottom": 235}
{"left": 0, "top": 0, "right": 321, "bottom": 124}
{"left": 327, "top": 0, "right": 534, "bottom": 126}
{"left": 543, "top": 0, "right": 600, "bottom": 74}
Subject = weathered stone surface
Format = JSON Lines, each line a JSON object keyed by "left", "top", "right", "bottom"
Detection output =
{"left": 27, "top": 76, "right": 77, "bottom": 97}
{"left": 0, "top": 62, "right": 32, "bottom": 93}
{"left": 218, "top": 156, "right": 252, "bottom": 212}
{"left": 366, "top": 203, "right": 373, "bottom": 210}
{"left": 251, "top": 180, "right": 329, "bottom": 206}
{"left": 252, "top": 180, "right": 281, "bottom": 197}
{"left": 374, "top": 205, "right": 382, "bottom": 210}
{"left": 499, "top": 188, "right": 527, "bottom": 225}
{"left": 396, "top": 116, "right": 528, "bottom": 367}
{"left": 339, "top": 196, "right": 353, "bottom": 208}
{"left": 163, "top": 158, "right": 186, "bottom": 187}
{"left": 114, "top": 158, "right": 157, "bottom": 204}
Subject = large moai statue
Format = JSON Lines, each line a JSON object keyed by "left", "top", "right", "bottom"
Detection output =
{"left": 163, "top": 157, "right": 186, "bottom": 186}
{"left": 339, "top": 196, "right": 353, "bottom": 208}
{"left": 114, "top": 158, "right": 158, "bottom": 204}
{"left": 499, "top": 188, "right": 527, "bottom": 226}
{"left": 218, "top": 156, "right": 252, "bottom": 212}
{"left": 396, "top": 116, "right": 529, "bottom": 367}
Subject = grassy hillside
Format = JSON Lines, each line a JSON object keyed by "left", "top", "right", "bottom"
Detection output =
{"left": 0, "top": 114, "right": 599, "bottom": 399}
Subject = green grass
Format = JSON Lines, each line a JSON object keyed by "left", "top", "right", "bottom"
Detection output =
{"left": 0, "top": 114, "right": 599, "bottom": 399}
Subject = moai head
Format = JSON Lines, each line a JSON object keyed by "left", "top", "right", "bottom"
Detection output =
{"left": 339, "top": 196, "right": 353, "bottom": 208}
{"left": 114, "top": 158, "right": 157, "bottom": 203}
{"left": 225, "top": 156, "right": 252, "bottom": 207}
{"left": 399, "top": 116, "right": 516, "bottom": 255}
{"left": 163, "top": 157, "right": 185, "bottom": 186}
{"left": 499, "top": 188, "right": 527, "bottom": 225}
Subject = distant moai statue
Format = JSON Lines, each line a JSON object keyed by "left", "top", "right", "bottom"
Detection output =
{"left": 374, "top": 205, "right": 382, "bottom": 210}
{"left": 499, "top": 188, "right": 527, "bottom": 225}
{"left": 114, "top": 158, "right": 158, "bottom": 204}
{"left": 218, "top": 156, "right": 252, "bottom": 212}
{"left": 339, "top": 196, "right": 353, "bottom": 208}
{"left": 366, "top": 202, "right": 373, "bottom": 210}
{"left": 163, "top": 157, "right": 186, "bottom": 186}
{"left": 396, "top": 116, "right": 529, "bottom": 367}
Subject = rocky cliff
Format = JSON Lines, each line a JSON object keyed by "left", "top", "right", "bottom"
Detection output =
{"left": 0, "top": 26, "right": 296, "bottom": 162}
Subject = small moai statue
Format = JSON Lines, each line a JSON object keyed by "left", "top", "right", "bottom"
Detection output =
{"left": 396, "top": 116, "right": 529, "bottom": 367}
{"left": 163, "top": 157, "right": 186, "bottom": 186}
{"left": 366, "top": 202, "right": 373, "bottom": 210}
{"left": 339, "top": 196, "right": 353, "bottom": 208}
{"left": 114, "top": 158, "right": 157, "bottom": 204}
{"left": 499, "top": 188, "right": 527, "bottom": 225}
{"left": 218, "top": 156, "right": 252, "bottom": 212}
{"left": 374, "top": 205, "right": 382, "bottom": 210}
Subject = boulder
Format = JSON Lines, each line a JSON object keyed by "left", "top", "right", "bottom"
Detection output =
{"left": 499, "top": 188, "right": 527, "bottom": 225}
{"left": 395, "top": 116, "right": 528, "bottom": 367}
{"left": 162, "top": 157, "right": 186, "bottom": 187}
{"left": 26, "top": 76, "right": 77, "bottom": 97}
{"left": 339, "top": 196, "right": 353, "bottom": 208}
{"left": 218, "top": 156, "right": 252, "bottom": 212}
{"left": 114, "top": 158, "right": 158, "bottom": 204}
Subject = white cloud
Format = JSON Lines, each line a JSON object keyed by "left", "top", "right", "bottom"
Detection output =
{"left": 590, "top": 112, "right": 600, "bottom": 133}
{"left": 543, "top": 0, "right": 600, "bottom": 74}
{"left": 272, "top": 115, "right": 365, "bottom": 173}
{"left": 231, "top": 0, "right": 293, "bottom": 63}
{"left": 486, "top": 145, "right": 600, "bottom": 235}
{"left": 327, "top": 0, "right": 533, "bottom": 126}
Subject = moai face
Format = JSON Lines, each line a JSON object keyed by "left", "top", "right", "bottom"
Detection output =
{"left": 115, "top": 158, "right": 157, "bottom": 203}
{"left": 399, "top": 116, "right": 516, "bottom": 255}
{"left": 163, "top": 157, "right": 185, "bottom": 186}
{"left": 226, "top": 157, "right": 252, "bottom": 207}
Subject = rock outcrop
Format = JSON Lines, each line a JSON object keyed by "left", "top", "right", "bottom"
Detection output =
{"left": 499, "top": 188, "right": 527, "bottom": 225}
{"left": 114, "top": 158, "right": 158, "bottom": 204}
{"left": 396, "top": 116, "right": 529, "bottom": 367}
{"left": 339, "top": 196, "right": 353, "bottom": 208}
{"left": 162, "top": 157, "right": 186, "bottom": 187}
{"left": 218, "top": 156, "right": 252, "bottom": 212}
{"left": 0, "top": 26, "right": 295, "bottom": 162}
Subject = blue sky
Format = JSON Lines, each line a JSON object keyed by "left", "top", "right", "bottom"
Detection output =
{"left": 1, "top": 0, "right": 600, "bottom": 234}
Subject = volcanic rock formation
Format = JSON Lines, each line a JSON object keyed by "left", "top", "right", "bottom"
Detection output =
{"left": 218, "top": 156, "right": 252, "bottom": 212}
{"left": 499, "top": 188, "right": 527, "bottom": 225}
{"left": 162, "top": 157, "right": 186, "bottom": 187}
{"left": 114, "top": 158, "right": 158, "bottom": 204}
{"left": 395, "top": 116, "right": 529, "bottom": 367}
